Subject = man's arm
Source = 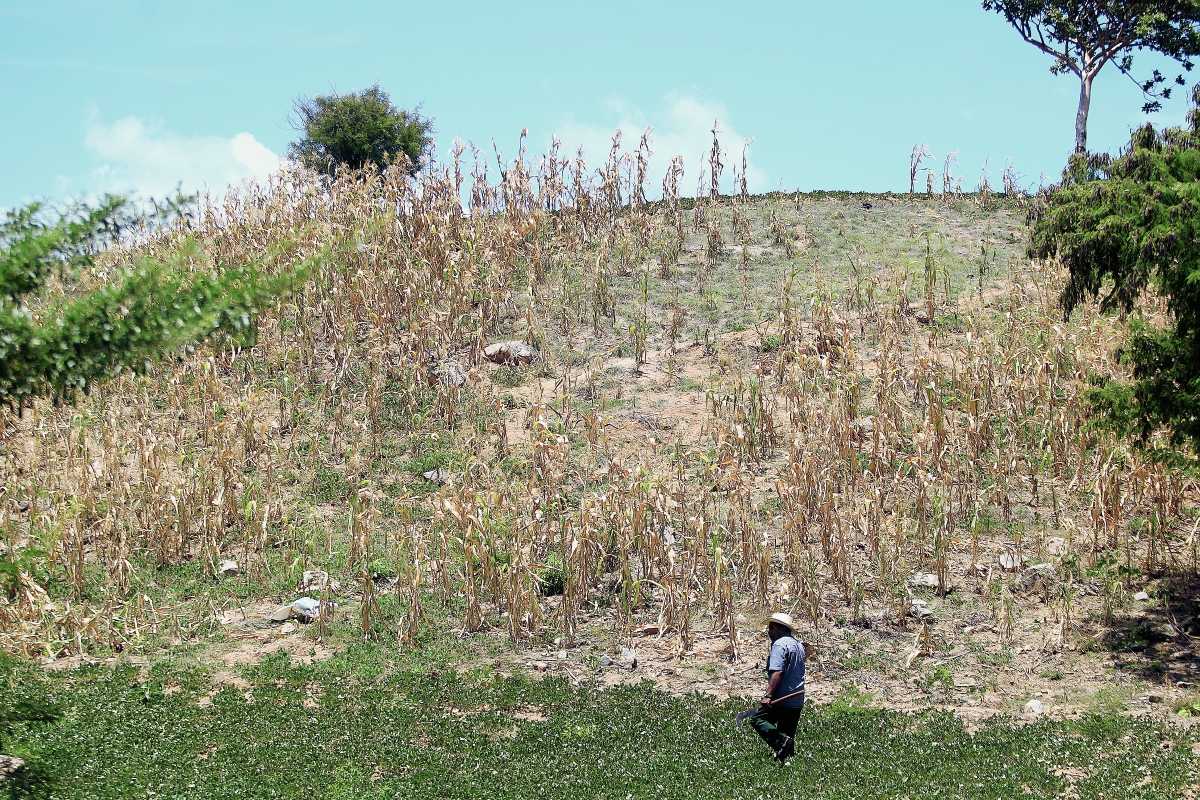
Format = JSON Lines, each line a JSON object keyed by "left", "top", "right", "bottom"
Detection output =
{"left": 761, "top": 669, "right": 784, "bottom": 709}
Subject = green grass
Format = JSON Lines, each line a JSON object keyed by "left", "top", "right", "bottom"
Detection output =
{"left": 5, "top": 647, "right": 1198, "bottom": 800}
{"left": 308, "top": 466, "right": 351, "bottom": 504}
{"left": 494, "top": 366, "right": 527, "bottom": 389}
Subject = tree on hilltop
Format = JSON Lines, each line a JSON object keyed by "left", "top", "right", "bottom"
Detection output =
{"left": 1030, "top": 84, "right": 1200, "bottom": 455}
{"left": 289, "top": 84, "right": 433, "bottom": 175}
{"left": 983, "top": 1, "right": 1200, "bottom": 152}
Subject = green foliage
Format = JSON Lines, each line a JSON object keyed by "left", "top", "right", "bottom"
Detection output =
{"left": 537, "top": 551, "right": 565, "bottom": 596}
{"left": 9, "top": 656, "right": 1200, "bottom": 799}
{"left": 759, "top": 333, "right": 783, "bottom": 352}
{"left": 0, "top": 535, "right": 45, "bottom": 601}
{"left": 289, "top": 84, "right": 433, "bottom": 175}
{"left": 0, "top": 692, "right": 60, "bottom": 755}
{"left": 1104, "top": 621, "right": 1172, "bottom": 652}
{"left": 407, "top": 446, "right": 463, "bottom": 477}
{"left": 1029, "top": 85, "right": 1200, "bottom": 453}
{"left": 0, "top": 662, "right": 61, "bottom": 798}
{"left": 494, "top": 366, "right": 526, "bottom": 388}
{"left": 309, "top": 467, "right": 352, "bottom": 504}
{"left": 0, "top": 197, "right": 305, "bottom": 408}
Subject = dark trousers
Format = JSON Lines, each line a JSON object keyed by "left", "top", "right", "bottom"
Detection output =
{"left": 748, "top": 704, "right": 802, "bottom": 757}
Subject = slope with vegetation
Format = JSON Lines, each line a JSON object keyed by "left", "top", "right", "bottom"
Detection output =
{"left": 1, "top": 119, "right": 1199, "bottom": 795}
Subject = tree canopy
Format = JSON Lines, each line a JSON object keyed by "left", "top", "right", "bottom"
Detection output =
{"left": 288, "top": 85, "right": 433, "bottom": 175}
{"left": 0, "top": 196, "right": 303, "bottom": 409}
{"left": 983, "top": 1, "right": 1200, "bottom": 152}
{"left": 1030, "top": 84, "right": 1200, "bottom": 454}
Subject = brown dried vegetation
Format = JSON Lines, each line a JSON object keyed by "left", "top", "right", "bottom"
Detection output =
{"left": 1, "top": 131, "right": 1195, "bottom": 693}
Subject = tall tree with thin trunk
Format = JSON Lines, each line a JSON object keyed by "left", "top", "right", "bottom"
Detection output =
{"left": 983, "top": 1, "right": 1200, "bottom": 152}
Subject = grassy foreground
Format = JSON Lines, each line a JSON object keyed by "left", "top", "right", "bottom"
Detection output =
{"left": 4, "top": 647, "right": 1197, "bottom": 800}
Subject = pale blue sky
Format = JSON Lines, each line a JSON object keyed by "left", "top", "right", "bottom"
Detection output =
{"left": 1, "top": 0, "right": 1194, "bottom": 208}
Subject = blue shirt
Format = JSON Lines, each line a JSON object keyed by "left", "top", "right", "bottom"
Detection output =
{"left": 766, "top": 635, "right": 806, "bottom": 708}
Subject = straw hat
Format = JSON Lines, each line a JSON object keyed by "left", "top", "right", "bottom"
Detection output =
{"left": 768, "top": 612, "right": 795, "bottom": 632}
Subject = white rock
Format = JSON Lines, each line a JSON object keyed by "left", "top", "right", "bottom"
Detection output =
{"left": 292, "top": 597, "right": 322, "bottom": 620}
{"left": 998, "top": 551, "right": 1024, "bottom": 572}
{"left": 1046, "top": 537, "right": 1068, "bottom": 556}
{"left": 269, "top": 596, "right": 328, "bottom": 623}
{"left": 432, "top": 359, "right": 467, "bottom": 387}
{"left": 219, "top": 559, "right": 239, "bottom": 577}
{"left": 907, "top": 572, "right": 939, "bottom": 589}
{"left": 909, "top": 599, "right": 935, "bottom": 621}
{"left": 279, "top": 622, "right": 297, "bottom": 635}
{"left": 298, "top": 570, "right": 341, "bottom": 594}
{"left": 1134, "top": 591, "right": 1151, "bottom": 602}
{"left": 1019, "top": 563, "right": 1058, "bottom": 589}
{"left": 422, "top": 468, "right": 450, "bottom": 485}
{"left": 483, "top": 340, "right": 539, "bottom": 366}
{"left": 1024, "top": 699, "right": 1045, "bottom": 715}
{"left": 851, "top": 416, "right": 876, "bottom": 438}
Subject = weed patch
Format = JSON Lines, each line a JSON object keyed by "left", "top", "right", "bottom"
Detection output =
{"left": 6, "top": 656, "right": 1199, "bottom": 800}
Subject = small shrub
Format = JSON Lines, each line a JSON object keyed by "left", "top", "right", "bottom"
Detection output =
{"left": 495, "top": 367, "right": 526, "bottom": 388}
{"left": 759, "top": 333, "right": 783, "bottom": 352}
{"left": 830, "top": 682, "right": 874, "bottom": 710}
{"left": 925, "top": 666, "right": 953, "bottom": 688}
{"left": 369, "top": 558, "right": 396, "bottom": 579}
{"left": 537, "top": 552, "right": 565, "bottom": 596}
{"left": 310, "top": 467, "right": 350, "bottom": 504}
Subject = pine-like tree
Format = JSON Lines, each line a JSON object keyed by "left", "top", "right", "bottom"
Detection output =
{"left": 1031, "top": 84, "right": 1200, "bottom": 455}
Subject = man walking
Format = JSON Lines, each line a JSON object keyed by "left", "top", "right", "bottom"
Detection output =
{"left": 747, "top": 612, "right": 806, "bottom": 763}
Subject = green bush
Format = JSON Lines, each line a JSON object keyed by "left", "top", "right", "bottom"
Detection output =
{"left": 289, "top": 85, "right": 433, "bottom": 175}
{"left": 537, "top": 551, "right": 565, "bottom": 596}
{"left": 0, "top": 197, "right": 301, "bottom": 409}
{"left": 1031, "top": 85, "right": 1200, "bottom": 454}
{"left": 309, "top": 467, "right": 350, "bottom": 504}
{"left": 759, "top": 333, "right": 783, "bottom": 353}
{"left": 494, "top": 367, "right": 526, "bottom": 388}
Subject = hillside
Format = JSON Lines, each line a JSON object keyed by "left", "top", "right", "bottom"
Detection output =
{"left": 3, "top": 149, "right": 1200, "bottom": 796}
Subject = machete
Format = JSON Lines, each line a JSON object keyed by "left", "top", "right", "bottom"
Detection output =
{"left": 735, "top": 690, "right": 805, "bottom": 728}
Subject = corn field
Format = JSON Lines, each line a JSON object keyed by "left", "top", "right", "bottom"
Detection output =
{"left": 2, "top": 128, "right": 1196, "bottom": 661}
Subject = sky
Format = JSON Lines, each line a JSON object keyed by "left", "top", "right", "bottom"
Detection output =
{"left": 1, "top": 0, "right": 1196, "bottom": 209}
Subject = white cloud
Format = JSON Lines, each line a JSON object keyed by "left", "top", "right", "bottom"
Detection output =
{"left": 80, "top": 112, "right": 281, "bottom": 200}
{"left": 552, "top": 93, "right": 769, "bottom": 199}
